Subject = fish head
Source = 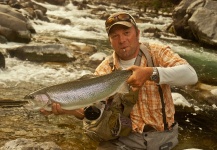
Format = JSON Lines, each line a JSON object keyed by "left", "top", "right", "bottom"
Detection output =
{"left": 24, "top": 93, "right": 51, "bottom": 111}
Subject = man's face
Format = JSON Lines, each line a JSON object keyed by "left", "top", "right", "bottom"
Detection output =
{"left": 109, "top": 25, "right": 140, "bottom": 60}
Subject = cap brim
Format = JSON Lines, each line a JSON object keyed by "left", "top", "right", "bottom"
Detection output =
{"left": 107, "top": 21, "right": 133, "bottom": 34}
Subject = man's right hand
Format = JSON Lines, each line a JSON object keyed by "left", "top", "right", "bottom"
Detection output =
{"left": 40, "top": 103, "right": 84, "bottom": 120}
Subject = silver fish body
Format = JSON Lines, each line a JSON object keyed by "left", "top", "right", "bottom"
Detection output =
{"left": 24, "top": 70, "right": 132, "bottom": 111}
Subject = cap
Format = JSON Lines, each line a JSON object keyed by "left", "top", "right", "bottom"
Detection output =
{"left": 105, "top": 12, "right": 137, "bottom": 34}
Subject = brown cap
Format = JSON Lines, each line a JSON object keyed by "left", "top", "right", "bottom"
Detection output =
{"left": 105, "top": 12, "right": 137, "bottom": 34}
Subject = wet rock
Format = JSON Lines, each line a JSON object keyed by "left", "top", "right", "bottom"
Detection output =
{"left": 0, "top": 52, "right": 5, "bottom": 68}
{"left": 194, "top": 83, "right": 217, "bottom": 105}
{"left": 0, "top": 4, "right": 27, "bottom": 21}
{"left": 45, "top": 0, "right": 66, "bottom": 6}
{"left": 6, "top": 44, "right": 76, "bottom": 62}
{"left": 0, "top": 35, "right": 7, "bottom": 43}
{"left": 71, "top": 42, "right": 97, "bottom": 55}
{"left": 49, "top": 15, "right": 71, "bottom": 25}
{"left": 88, "top": 52, "right": 107, "bottom": 68}
{"left": 27, "top": 1, "right": 47, "bottom": 15}
{"left": 34, "top": 9, "right": 50, "bottom": 22}
{"left": 5, "top": 1, "right": 49, "bottom": 22}
{"left": 0, "top": 4, "right": 34, "bottom": 43}
{"left": 0, "top": 138, "right": 62, "bottom": 150}
{"left": 25, "top": 1, "right": 49, "bottom": 21}
{"left": 58, "top": 18, "right": 71, "bottom": 25}
{"left": 33, "top": 0, "right": 66, "bottom": 6}
{"left": 143, "top": 27, "right": 162, "bottom": 38}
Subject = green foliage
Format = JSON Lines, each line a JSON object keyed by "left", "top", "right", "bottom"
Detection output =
{"left": 151, "top": 0, "right": 162, "bottom": 11}
{"left": 134, "top": 0, "right": 176, "bottom": 12}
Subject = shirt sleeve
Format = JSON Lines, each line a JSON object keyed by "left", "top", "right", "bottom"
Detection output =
{"left": 157, "top": 64, "right": 198, "bottom": 86}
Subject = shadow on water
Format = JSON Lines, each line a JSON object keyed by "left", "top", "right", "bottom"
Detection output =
{"left": 174, "top": 109, "right": 217, "bottom": 150}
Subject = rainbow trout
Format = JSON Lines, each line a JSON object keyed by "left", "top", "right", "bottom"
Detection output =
{"left": 24, "top": 70, "right": 132, "bottom": 111}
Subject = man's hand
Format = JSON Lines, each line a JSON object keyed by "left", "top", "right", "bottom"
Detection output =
{"left": 127, "top": 65, "right": 153, "bottom": 91}
{"left": 40, "top": 103, "right": 84, "bottom": 119}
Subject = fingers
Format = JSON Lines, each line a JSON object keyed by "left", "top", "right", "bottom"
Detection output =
{"left": 126, "top": 66, "right": 138, "bottom": 84}
{"left": 52, "top": 103, "right": 65, "bottom": 115}
{"left": 40, "top": 109, "right": 52, "bottom": 116}
{"left": 40, "top": 103, "right": 65, "bottom": 115}
{"left": 126, "top": 66, "right": 150, "bottom": 90}
{"left": 127, "top": 68, "right": 142, "bottom": 87}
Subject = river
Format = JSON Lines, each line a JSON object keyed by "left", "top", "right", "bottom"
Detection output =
{"left": 0, "top": 1, "right": 217, "bottom": 150}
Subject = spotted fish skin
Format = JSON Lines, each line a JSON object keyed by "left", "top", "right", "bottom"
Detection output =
{"left": 24, "top": 70, "right": 132, "bottom": 111}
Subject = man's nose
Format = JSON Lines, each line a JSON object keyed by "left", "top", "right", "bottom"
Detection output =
{"left": 119, "top": 34, "right": 126, "bottom": 43}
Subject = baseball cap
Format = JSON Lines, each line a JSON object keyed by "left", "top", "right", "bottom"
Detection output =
{"left": 105, "top": 12, "right": 137, "bottom": 34}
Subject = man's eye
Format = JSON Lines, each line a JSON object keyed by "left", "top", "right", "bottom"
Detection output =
{"left": 111, "top": 35, "right": 118, "bottom": 39}
{"left": 124, "top": 31, "right": 130, "bottom": 35}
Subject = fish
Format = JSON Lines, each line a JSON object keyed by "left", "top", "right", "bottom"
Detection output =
{"left": 24, "top": 70, "right": 132, "bottom": 111}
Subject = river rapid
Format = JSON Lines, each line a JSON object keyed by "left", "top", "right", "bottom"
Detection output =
{"left": 0, "top": 1, "right": 217, "bottom": 150}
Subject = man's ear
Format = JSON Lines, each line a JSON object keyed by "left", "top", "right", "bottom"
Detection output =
{"left": 137, "top": 29, "right": 140, "bottom": 40}
{"left": 108, "top": 38, "right": 112, "bottom": 47}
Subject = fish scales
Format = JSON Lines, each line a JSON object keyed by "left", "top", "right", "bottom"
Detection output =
{"left": 24, "top": 70, "right": 132, "bottom": 111}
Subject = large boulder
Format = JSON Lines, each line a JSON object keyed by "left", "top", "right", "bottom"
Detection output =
{"left": 0, "top": 4, "right": 35, "bottom": 43}
{"left": 188, "top": 5, "right": 217, "bottom": 47}
{"left": 172, "top": 0, "right": 217, "bottom": 48}
{"left": 6, "top": 44, "right": 76, "bottom": 62}
{"left": 0, "top": 4, "right": 27, "bottom": 21}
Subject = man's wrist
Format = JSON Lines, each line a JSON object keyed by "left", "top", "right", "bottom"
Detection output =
{"left": 150, "top": 67, "right": 159, "bottom": 82}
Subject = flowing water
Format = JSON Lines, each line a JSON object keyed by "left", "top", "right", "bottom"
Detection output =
{"left": 0, "top": 1, "right": 217, "bottom": 150}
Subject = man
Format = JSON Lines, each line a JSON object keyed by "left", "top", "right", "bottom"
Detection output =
{"left": 41, "top": 12, "right": 198, "bottom": 149}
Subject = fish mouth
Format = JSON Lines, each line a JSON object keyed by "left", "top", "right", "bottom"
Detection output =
{"left": 23, "top": 100, "right": 40, "bottom": 111}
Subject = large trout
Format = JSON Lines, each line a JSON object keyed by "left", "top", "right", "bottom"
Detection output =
{"left": 24, "top": 70, "right": 132, "bottom": 111}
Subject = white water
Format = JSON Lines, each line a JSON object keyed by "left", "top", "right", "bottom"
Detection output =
{"left": 0, "top": 1, "right": 216, "bottom": 106}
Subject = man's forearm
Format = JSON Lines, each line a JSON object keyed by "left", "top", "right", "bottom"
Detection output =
{"left": 157, "top": 64, "right": 198, "bottom": 86}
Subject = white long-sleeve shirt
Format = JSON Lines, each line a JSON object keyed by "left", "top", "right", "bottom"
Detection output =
{"left": 119, "top": 59, "right": 198, "bottom": 86}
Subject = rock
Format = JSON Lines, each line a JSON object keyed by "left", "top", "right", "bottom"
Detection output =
{"left": 143, "top": 27, "right": 162, "bottom": 38}
{"left": 0, "top": 4, "right": 35, "bottom": 43}
{"left": 0, "top": 52, "right": 5, "bottom": 68}
{"left": 13, "top": 1, "right": 50, "bottom": 22}
{"left": 0, "top": 13, "right": 31, "bottom": 43}
{"left": 0, "top": 138, "right": 62, "bottom": 150}
{"left": 45, "top": 0, "right": 66, "bottom": 5}
{"left": 172, "top": 0, "right": 217, "bottom": 48}
{"left": 172, "top": 0, "right": 203, "bottom": 40}
{"left": 34, "top": 9, "right": 50, "bottom": 22}
{"left": 172, "top": 92, "right": 192, "bottom": 108}
{"left": 88, "top": 52, "right": 107, "bottom": 68}
{"left": 71, "top": 42, "right": 97, "bottom": 55}
{"left": 58, "top": 18, "right": 71, "bottom": 25}
{"left": 6, "top": 44, "right": 76, "bottom": 62}
{"left": 0, "top": 35, "right": 7, "bottom": 43}
{"left": 0, "top": 4, "right": 27, "bottom": 22}
{"left": 188, "top": 7, "right": 217, "bottom": 47}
